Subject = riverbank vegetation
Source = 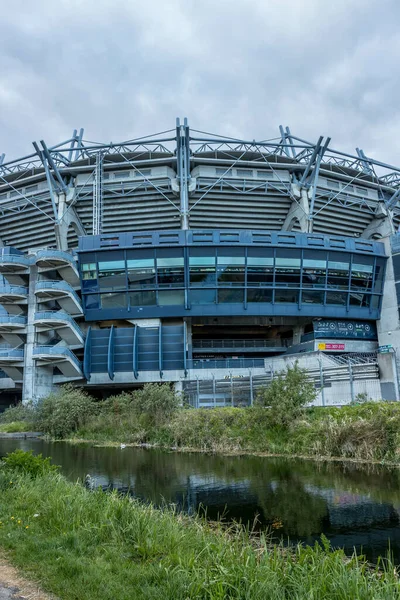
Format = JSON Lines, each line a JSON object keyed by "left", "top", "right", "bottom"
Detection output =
{"left": 2, "top": 364, "right": 400, "bottom": 462}
{"left": 0, "top": 450, "right": 399, "bottom": 600}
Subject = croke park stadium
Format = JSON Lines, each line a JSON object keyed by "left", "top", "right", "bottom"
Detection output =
{"left": 0, "top": 118, "right": 399, "bottom": 407}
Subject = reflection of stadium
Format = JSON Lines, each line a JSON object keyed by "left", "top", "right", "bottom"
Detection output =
{"left": 0, "top": 120, "right": 400, "bottom": 404}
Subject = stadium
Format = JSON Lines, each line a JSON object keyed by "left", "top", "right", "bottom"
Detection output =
{"left": 0, "top": 118, "right": 399, "bottom": 407}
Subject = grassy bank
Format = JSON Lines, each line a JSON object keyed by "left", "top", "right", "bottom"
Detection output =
{"left": 3, "top": 383, "right": 400, "bottom": 462}
{"left": 0, "top": 451, "right": 399, "bottom": 600}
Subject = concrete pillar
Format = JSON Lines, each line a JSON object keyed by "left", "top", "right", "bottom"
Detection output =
{"left": 22, "top": 265, "right": 53, "bottom": 404}
{"left": 378, "top": 352, "right": 400, "bottom": 400}
{"left": 282, "top": 185, "right": 311, "bottom": 233}
{"left": 292, "top": 324, "right": 304, "bottom": 345}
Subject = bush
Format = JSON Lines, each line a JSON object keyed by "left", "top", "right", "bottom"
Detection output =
{"left": 0, "top": 402, "right": 35, "bottom": 424}
{"left": 36, "top": 385, "right": 98, "bottom": 438}
{"left": 1, "top": 449, "right": 58, "bottom": 477}
{"left": 256, "top": 361, "right": 317, "bottom": 428}
{"left": 132, "top": 383, "right": 180, "bottom": 428}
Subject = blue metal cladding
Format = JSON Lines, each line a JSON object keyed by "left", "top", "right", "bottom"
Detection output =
{"left": 85, "top": 325, "right": 185, "bottom": 378}
{"left": 78, "top": 229, "right": 387, "bottom": 322}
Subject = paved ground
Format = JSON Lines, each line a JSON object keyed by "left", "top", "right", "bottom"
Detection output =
{"left": 0, "top": 556, "right": 55, "bottom": 599}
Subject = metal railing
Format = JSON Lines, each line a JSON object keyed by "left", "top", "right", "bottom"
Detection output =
{"left": 0, "top": 284, "right": 28, "bottom": 296}
{"left": 35, "top": 249, "right": 77, "bottom": 265}
{"left": 33, "top": 346, "right": 82, "bottom": 371}
{"left": 0, "top": 315, "right": 27, "bottom": 325}
{"left": 188, "top": 358, "right": 265, "bottom": 370}
{"left": 0, "top": 348, "right": 24, "bottom": 359}
{"left": 35, "top": 280, "right": 82, "bottom": 305}
{"left": 192, "top": 339, "right": 290, "bottom": 349}
{"left": 34, "top": 311, "right": 84, "bottom": 338}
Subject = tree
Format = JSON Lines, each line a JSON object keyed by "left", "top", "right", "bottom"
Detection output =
{"left": 255, "top": 361, "right": 317, "bottom": 427}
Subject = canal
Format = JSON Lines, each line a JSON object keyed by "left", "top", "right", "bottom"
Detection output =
{"left": 1, "top": 438, "right": 400, "bottom": 564}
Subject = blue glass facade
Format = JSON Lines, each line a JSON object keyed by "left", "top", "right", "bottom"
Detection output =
{"left": 78, "top": 230, "right": 387, "bottom": 322}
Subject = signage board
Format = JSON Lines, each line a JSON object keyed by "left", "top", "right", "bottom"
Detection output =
{"left": 378, "top": 345, "right": 393, "bottom": 353}
{"left": 313, "top": 320, "right": 377, "bottom": 340}
{"left": 318, "top": 343, "right": 345, "bottom": 351}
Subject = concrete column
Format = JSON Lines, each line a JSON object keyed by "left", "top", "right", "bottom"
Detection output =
{"left": 292, "top": 324, "right": 304, "bottom": 345}
{"left": 22, "top": 265, "right": 53, "bottom": 404}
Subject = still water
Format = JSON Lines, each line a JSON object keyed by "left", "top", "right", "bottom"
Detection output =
{"left": 1, "top": 438, "right": 400, "bottom": 563}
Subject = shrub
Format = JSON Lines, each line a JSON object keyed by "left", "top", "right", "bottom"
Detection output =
{"left": 1, "top": 449, "right": 58, "bottom": 477}
{"left": 36, "top": 385, "right": 98, "bottom": 438}
{"left": 132, "top": 383, "right": 180, "bottom": 428}
{"left": 0, "top": 401, "right": 35, "bottom": 424}
{"left": 256, "top": 361, "right": 317, "bottom": 427}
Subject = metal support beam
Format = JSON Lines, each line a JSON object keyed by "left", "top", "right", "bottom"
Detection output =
{"left": 177, "top": 117, "right": 190, "bottom": 230}
{"left": 356, "top": 148, "right": 374, "bottom": 176}
{"left": 92, "top": 152, "right": 104, "bottom": 235}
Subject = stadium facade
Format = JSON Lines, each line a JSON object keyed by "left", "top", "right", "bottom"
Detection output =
{"left": 0, "top": 118, "right": 399, "bottom": 407}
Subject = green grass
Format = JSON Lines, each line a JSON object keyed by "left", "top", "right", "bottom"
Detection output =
{"left": 0, "top": 462, "right": 399, "bottom": 599}
{"left": 75, "top": 402, "right": 400, "bottom": 463}
{"left": 0, "top": 421, "right": 35, "bottom": 433}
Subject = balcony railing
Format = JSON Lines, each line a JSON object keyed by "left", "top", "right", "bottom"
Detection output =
{"left": 0, "top": 348, "right": 24, "bottom": 359}
{"left": 33, "top": 346, "right": 82, "bottom": 370}
{"left": 0, "top": 284, "right": 28, "bottom": 296}
{"left": 0, "top": 253, "right": 30, "bottom": 267}
{"left": 35, "top": 249, "right": 77, "bottom": 264}
{"left": 34, "top": 311, "right": 84, "bottom": 338}
{"left": 192, "top": 339, "right": 290, "bottom": 350}
{"left": 35, "top": 280, "right": 82, "bottom": 303}
{"left": 188, "top": 358, "right": 265, "bottom": 370}
{"left": 0, "top": 315, "right": 27, "bottom": 325}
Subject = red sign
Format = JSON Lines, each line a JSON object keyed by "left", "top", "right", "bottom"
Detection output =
{"left": 325, "top": 343, "right": 345, "bottom": 350}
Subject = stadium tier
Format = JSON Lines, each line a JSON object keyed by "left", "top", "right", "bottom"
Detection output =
{"left": 0, "top": 119, "right": 399, "bottom": 406}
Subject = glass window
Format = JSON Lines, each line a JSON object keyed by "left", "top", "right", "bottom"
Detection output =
{"left": 302, "top": 290, "right": 324, "bottom": 304}
{"left": 101, "top": 292, "right": 127, "bottom": 309}
{"left": 349, "top": 292, "right": 370, "bottom": 307}
{"left": 98, "top": 260, "right": 126, "bottom": 291}
{"left": 127, "top": 257, "right": 156, "bottom": 289}
{"left": 327, "top": 253, "right": 350, "bottom": 290}
{"left": 130, "top": 290, "right": 156, "bottom": 307}
{"left": 373, "top": 259, "right": 385, "bottom": 293}
{"left": 218, "top": 289, "right": 244, "bottom": 303}
{"left": 217, "top": 251, "right": 245, "bottom": 286}
{"left": 275, "top": 289, "right": 299, "bottom": 303}
{"left": 190, "top": 289, "right": 216, "bottom": 304}
{"left": 275, "top": 249, "right": 301, "bottom": 287}
{"left": 81, "top": 263, "right": 97, "bottom": 280}
{"left": 326, "top": 291, "right": 347, "bottom": 305}
{"left": 84, "top": 294, "right": 99, "bottom": 309}
{"left": 302, "top": 250, "right": 327, "bottom": 288}
{"left": 351, "top": 255, "right": 374, "bottom": 291}
{"left": 157, "top": 251, "right": 184, "bottom": 287}
{"left": 158, "top": 290, "right": 185, "bottom": 305}
{"left": 247, "top": 289, "right": 272, "bottom": 303}
{"left": 371, "top": 295, "right": 381, "bottom": 310}
{"left": 189, "top": 249, "right": 216, "bottom": 286}
{"left": 247, "top": 249, "right": 274, "bottom": 286}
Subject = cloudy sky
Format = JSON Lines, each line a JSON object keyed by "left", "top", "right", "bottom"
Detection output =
{"left": 1, "top": 0, "right": 399, "bottom": 166}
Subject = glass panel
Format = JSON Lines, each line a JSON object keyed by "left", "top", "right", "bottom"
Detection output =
{"left": 81, "top": 263, "right": 97, "bottom": 280}
{"left": 275, "top": 255, "right": 301, "bottom": 287}
{"left": 101, "top": 292, "right": 127, "bottom": 309}
{"left": 247, "top": 289, "right": 272, "bottom": 303}
{"left": 326, "top": 291, "right": 347, "bottom": 305}
{"left": 130, "top": 290, "right": 156, "bottom": 307}
{"left": 127, "top": 257, "right": 156, "bottom": 289}
{"left": 302, "top": 290, "right": 324, "bottom": 304}
{"left": 189, "top": 251, "right": 216, "bottom": 286}
{"left": 158, "top": 290, "right": 185, "bottom": 305}
{"left": 351, "top": 255, "right": 374, "bottom": 291}
{"left": 349, "top": 292, "right": 370, "bottom": 307}
{"left": 247, "top": 250, "right": 274, "bottom": 286}
{"left": 84, "top": 294, "right": 99, "bottom": 309}
{"left": 98, "top": 260, "right": 126, "bottom": 291}
{"left": 218, "top": 289, "right": 244, "bottom": 303}
{"left": 302, "top": 250, "right": 327, "bottom": 288}
{"left": 374, "top": 259, "right": 385, "bottom": 293}
{"left": 217, "top": 255, "right": 245, "bottom": 286}
{"left": 371, "top": 295, "right": 381, "bottom": 310}
{"left": 275, "top": 289, "right": 299, "bottom": 303}
{"left": 191, "top": 289, "right": 216, "bottom": 304}
{"left": 327, "top": 253, "right": 350, "bottom": 290}
{"left": 157, "top": 256, "right": 184, "bottom": 288}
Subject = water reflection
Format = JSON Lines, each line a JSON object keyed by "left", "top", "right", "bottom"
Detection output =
{"left": 1, "top": 439, "right": 400, "bottom": 563}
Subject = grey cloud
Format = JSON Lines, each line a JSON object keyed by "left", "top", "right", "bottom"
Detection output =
{"left": 0, "top": 0, "right": 399, "bottom": 167}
